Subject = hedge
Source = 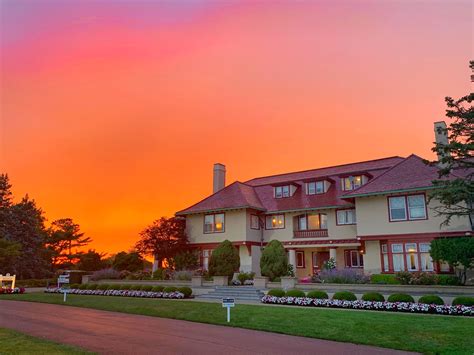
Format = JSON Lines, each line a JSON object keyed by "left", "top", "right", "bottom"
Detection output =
{"left": 361, "top": 292, "right": 385, "bottom": 302}
{"left": 418, "top": 295, "right": 444, "bottom": 305}
{"left": 452, "top": 296, "right": 474, "bottom": 306}
{"left": 332, "top": 291, "right": 357, "bottom": 301}
{"left": 267, "top": 289, "right": 285, "bottom": 297}
{"left": 285, "top": 289, "right": 305, "bottom": 297}
{"left": 387, "top": 293, "right": 415, "bottom": 303}
{"left": 306, "top": 290, "right": 328, "bottom": 299}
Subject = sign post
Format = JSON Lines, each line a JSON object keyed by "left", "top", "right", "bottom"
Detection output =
{"left": 222, "top": 298, "right": 235, "bottom": 323}
{"left": 58, "top": 274, "right": 70, "bottom": 302}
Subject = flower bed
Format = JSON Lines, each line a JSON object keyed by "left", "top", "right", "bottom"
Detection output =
{"left": 261, "top": 295, "right": 473, "bottom": 317}
{"left": 45, "top": 287, "right": 185, "bottom": 299}
{"left": 0, "top": 287, "right": 25, "bottom": 294}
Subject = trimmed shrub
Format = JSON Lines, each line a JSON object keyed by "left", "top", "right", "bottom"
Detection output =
{"left": 285, "top": 289, "right": 305, "bottom": 297}
{"left": 209, "top": 240, "right": 240, "bottom": 279}
{"left": 90, "top": 268, "right": 121, "bottom": 281}
{"left": 395, "top": 271, "right": 412, "bottom": 285}
{"left": 306, "top": 290, "right": 328, "bottom": 299}
{"left": 319, "top": 269, "right": 369, "bottom": 284}
{"left": 237, "top": 272, "right": 255, "bottom": 284}
{"left": 130, "top": 285, "right": 142, "bottom": 291}
{"left": 370, "top": 274, "right": 400, "bottom": 285}
{"left": 387, "top": 293, "right": 415, "bottom": 303}
{"left": 260, "top": 240, "right": 288, "bottom": 281}
{"left": 163, "top": 286, "right": 177, "bottom": 293}
{"left": 120, "top": 284, "right": 131, "bottom": 290}
{"left": 151, "top": 286, "right": 164, "bottom": 292}
{"left": 107, "top": 284, "right": 121, "bottom": 290}
{"left": 69, "top": 283, "right": 80, "bottom": 289}
{"left": 452, "top": 296, "right": 474, "bottom": 306}
{"left": 410, "top": 272, "right": 437, "bottom": 285}
{"left": 332, "top": 291, "right": 357, "bottom": 301}
{"left": 418, "top": 295, "right": 444, "bottom": 305}
{"left": 140, "top": 285, "right": 153, "bottom": 291}
{"left": 361, "top": 292, "right": 385, "bottom": 302}
{"left": 178, "top": 287, "right": 193, "bottom": 298}
{"left": 437, "top": 275, "right": 461, "bottom": 286}
{"left": 77, "top": 284, "right": 88, "bottom": 290}
{"left": 267, "top": 288, "right": 285, "bottom": 297}
{"left": 152, "top": 268, "right": 168, "bottom": 280}
{"left": 97, "top": 284, "right": 109, "bottom": 290}
{"left": 86, "top": 284, "right": 98, "bottom": 290}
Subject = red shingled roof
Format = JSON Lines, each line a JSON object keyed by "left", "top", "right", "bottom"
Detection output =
{"left": 342, "top": 154, "right": 441, "bottom": 197}
{"left": 176, "top": 156, "right": 405, "bottom": 215}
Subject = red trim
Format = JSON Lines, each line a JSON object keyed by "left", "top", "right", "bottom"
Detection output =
{"left": 294, "top": 230, "right": 329, "bottom": 238}
{"left": 189, "top": 241, "right": 262, "bottom": 249}
{"left": 265, "top": 214, "right": 286, "bottom": 230}
{"left": 358, "top": 231, "right": 471, "bottom": 241}
{"left": 387, "top": 193, "right": 428, "bottom": 222}
{"left": 344, "top": 249, "right": 363, "bottom": 268}
{"left": 335, "top": 208, "right": 357, "bottom": 226}
{"left": 296, "top": 251, "right": 305, "bottom": 268}
{"left": 284, "top": 239, "right": 360, "bottom": 246}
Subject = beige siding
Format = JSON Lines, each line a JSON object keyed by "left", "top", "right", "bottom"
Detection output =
{"left": 245, "top": 210, "right": 263, "bottom": 243}
{"left": 186, "top": 210, "right": 247, "bottom": 244}
{"left": 355, "top": 194, "right": 471, "bottom": 236}
{"left": 363, "top": 240, "right": 382, "bottom": 274}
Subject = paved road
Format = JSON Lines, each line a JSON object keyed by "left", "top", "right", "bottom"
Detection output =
{"left": 0, "top": 301, "right": 414, "bottom": 355}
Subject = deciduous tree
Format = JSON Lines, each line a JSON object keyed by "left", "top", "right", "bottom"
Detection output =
{"left": 430, "top": 237, "right": 474, "bottom": 284}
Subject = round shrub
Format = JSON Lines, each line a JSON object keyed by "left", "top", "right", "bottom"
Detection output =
{"left": 140, "top": 285, "right": 153, "bottom": 291}
{"left": 387, "top": 293, "right": 415, "bottom": 303}
{"left": 120, "top": 284, "right": 131, "bottom": 290}
{"left": 285, "top": 289, "right": 305, "bottom": 297}
{"left": 178, "top": 287, "right": 193, "bottom": 298}
{"left": 130, "top": 285, "right": 142, "bottom": 291}
{"left": 151, "top": 286, "right": 164, "bottom": 292}
{"left": 332, "top": 291, "right": 357, "bottom": 301}
{"left": 267, "top": 288, "right": 285, "bottom": 297}
{"left": 361, "top": 292, "right": 385, "bottom": 302}
{"left": 418, "top": 295, "right": 444, "bottom": 305}
{"left": 208, "top": 240, "right": 240, "bottom": 279}
{"left": 87, "top": 284, "right": 98, "bottom": 290}
{"left": 306, "top": 290, "right": 328, "bottom": 299}
{"left": 97, "top": 284, "right": 109, "bottom": 290}
{"left": 260, "top": 240, "right": 288, "bottom": 281}
{"left": 163, "top": 286, "right": 178, "bottom": 293}
{"left": 452, "top": 296, "right": 474, "bottom": 306}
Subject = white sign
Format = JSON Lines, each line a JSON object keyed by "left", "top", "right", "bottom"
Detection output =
{"left": 58, "top": 275, "right": 70, "bottom": 284}
{"left": 222, "top": 298, "right": 235, "bottom": 322}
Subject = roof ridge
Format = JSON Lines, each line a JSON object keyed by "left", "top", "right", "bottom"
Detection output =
{"left": 237, "top": 181, "right": 265, "bottom": 208}
{"left": 342, "top": 154, "right": 427, "bottom": 197}
{"left": 245, "top": 156, "right": 404, "bottom": 185}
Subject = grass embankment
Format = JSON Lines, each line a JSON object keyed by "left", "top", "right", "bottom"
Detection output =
{"left": 2, "top": 293, "right": 473, "bottom": 354}
{"left": 0, "top": 327, "right": 91, "bottom": 354}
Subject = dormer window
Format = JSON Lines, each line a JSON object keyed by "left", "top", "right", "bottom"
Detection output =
{"left": 342, "top": 175, "right": 365, "bottom": 191}
{"left": 274, "top": 185, "right": 290, "bottom": 198}
{"left": 306, "top": 181, "right": 324, "bottom": 195}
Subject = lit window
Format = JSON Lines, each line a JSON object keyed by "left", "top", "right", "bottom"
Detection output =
{"left": 275, "top": 185, "right": 290, "bottom": 198}
{"left": 250, "top": 215, "right": 260, "bottom": 230}
{"left": 342, "top": 175, "right": 364, "bottom": 191}
{"left": 296, "top": 213, "right": 327, "bottom": 230}
{"left": 296, "top": 251, "right": 305, "bottom": 268}
{"left": 389, "top": 197, "right": 407, "bottom": 221}
{"left": 266, "top": 214, "right": 285, "bottom": 229}
{"left": 405, "top": 243, "right": 418, "bottom": 271}
{"left": 407, "top": 195, "right": 427, "bottom": 219}
{"left": 306, "top": 181, "right": 324, "bottom": 195}
{"left": 381, "top": 244, "right": 389, "bottom": 272}
{"left": 204, "top": 213, "right": 225, "bottom": 233}
{"left": 336, "top": 209, "right": 356, "bottom": 225}
{"left": 391, "top": 243, "right": 405, "bottom": 271}
{"left": 419, "top": 243, "right": 434, "bottom": 271}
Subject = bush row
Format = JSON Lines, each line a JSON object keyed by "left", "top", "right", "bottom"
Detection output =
{"left": 70, "top": 284, "right": 192, "bottom": 297}
{"left": 266, "top": 289, "right": 474, "bottom": 306}
{"left": 370, "top": 273, "right": 460, "bottom": 286}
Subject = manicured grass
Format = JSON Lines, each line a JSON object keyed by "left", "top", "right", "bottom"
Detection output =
{"left": 0, "top": 327, "right": 91, "bottom": 354}
{"left": 2, "top": 293, "right": 474, "bottom": 354}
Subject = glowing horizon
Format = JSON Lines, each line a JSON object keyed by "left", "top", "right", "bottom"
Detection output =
{"left": 1, "top": 0, "right": 471, "bottom": 254}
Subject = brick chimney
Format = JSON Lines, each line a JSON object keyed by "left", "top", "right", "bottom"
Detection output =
{"left": 434, "top": 121, "right": 449, "bottom": 166}
{"left": 213, "top": 163, "right": 226, "bottom": 193}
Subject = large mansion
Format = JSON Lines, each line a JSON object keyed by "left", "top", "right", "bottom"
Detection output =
{"left": 176, "top": 122, "right": 472, "bottom": 278}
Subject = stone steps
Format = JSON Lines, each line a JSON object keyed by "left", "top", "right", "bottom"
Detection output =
{"left": 196, "top": 286, "right": 264, "bottom": 302}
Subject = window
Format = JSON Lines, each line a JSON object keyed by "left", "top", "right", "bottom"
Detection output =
{"left": 275, "top": 185, "right": 290, "bottom": 198}
{"left": 204, "top": 213, "right": 225, "bottom": 233}
{"left": 296, "top": 251, "right": 305, "bottom": 268}
{"left": 405, "top": 243, "right": 418, "bottom": 271}
{"left": 202, "top": 250, "right": 211, "bottom": 270}
{"left": 306, "top": 181, "right": 324, "bottom": 195}
{"left": 266, "top": 214, "right": 285, "bottom": 229}
{"left": 342, "top": 175, "right": 364, "bottom": 191}
{"left": 296, "top": 213, "right": 327, "bottom": 230}
{"left": 419, "top": 243, "right": 434, "bottom": 271}
{"left": 391, "top": 243, "right": 405, "bottom": 271}
{"left": 381, "top": 244, "right": 389, "bottom": 272}
{"left": 250, "top": 215, "right": 260, "bottom": 230}
{"left": 344, "top": 250, "right": 363, "bottom": 268}
{"left": 407, "top": 195, "right": 427, "bottom": 220}
{"left": 388, "top": 194, "right": 427, "bottom": 221}
{"left": 336, "top": 209, "right": 356, "bottom": 225}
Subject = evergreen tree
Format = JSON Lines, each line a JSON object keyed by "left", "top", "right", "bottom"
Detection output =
{"left": 208, "top": 240, "right": 240, "bottom": 279}
{"left": 260, "top": 240, "right": 288, "bottom": 281}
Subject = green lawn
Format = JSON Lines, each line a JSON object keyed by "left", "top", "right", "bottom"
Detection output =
{"left": 2, "top": 293, "right": 474, "bottom": 354}
{"left": 0, "top": 327, "right": 91, "bottom": 354}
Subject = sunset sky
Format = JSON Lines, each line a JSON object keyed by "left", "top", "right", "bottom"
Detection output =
{"left": 1, "top": 0, "right": 471, "bottom": 255}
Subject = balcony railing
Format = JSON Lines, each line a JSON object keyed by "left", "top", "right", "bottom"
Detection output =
{"left": 293, "top": 229, "right": 328, "bottom": 238}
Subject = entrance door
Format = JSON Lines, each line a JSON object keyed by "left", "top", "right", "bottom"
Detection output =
{"left": 312, "top": 251, "right": 330, "bottom": 274}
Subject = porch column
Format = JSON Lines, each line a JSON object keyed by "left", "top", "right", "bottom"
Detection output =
{"left": 329, "top": 247, "right": 337, "bottom": 261}
{"left": 152, "top": 255, "right": 159, "bottom": 273}
{"left": 288, "top": 249, "right": 296, "bottom": 271}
